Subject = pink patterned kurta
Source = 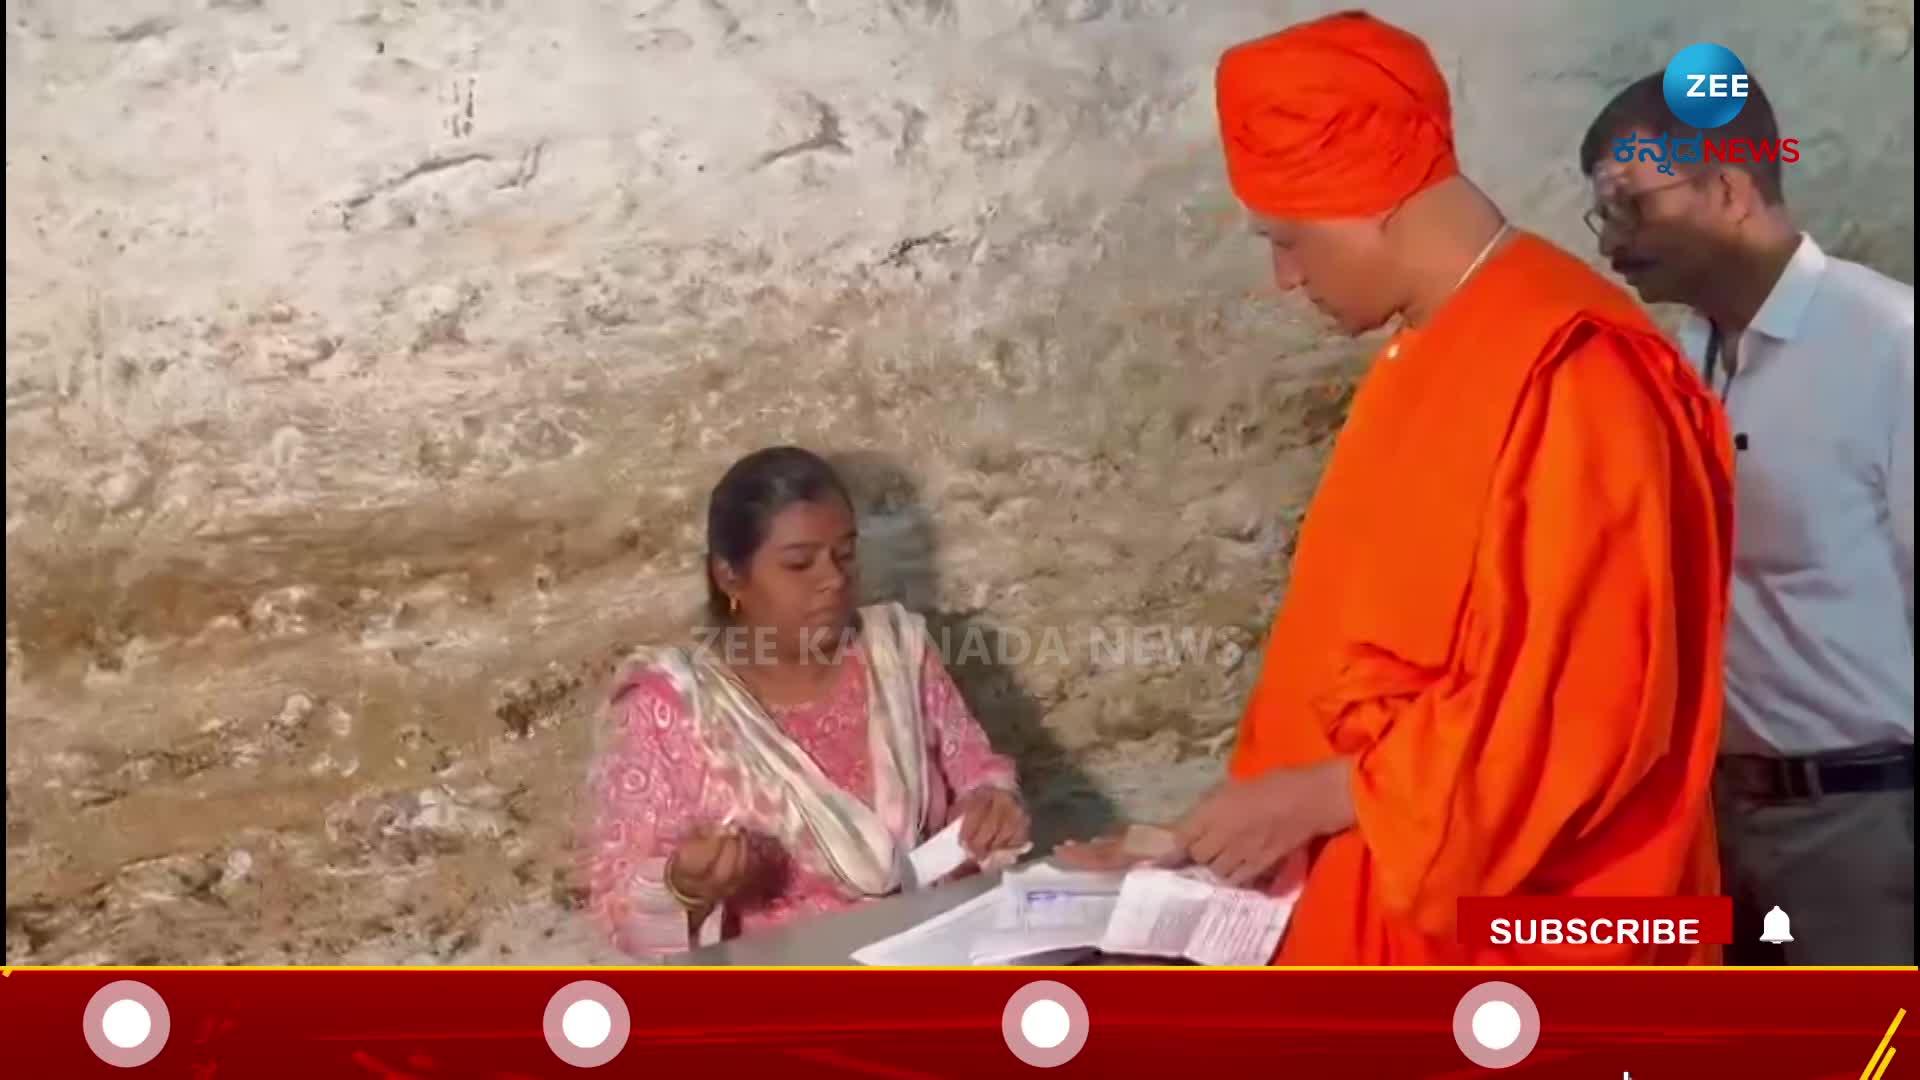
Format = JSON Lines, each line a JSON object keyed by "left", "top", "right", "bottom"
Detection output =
{"left": 584, "top": 641, "right": 1019, "bottom": 959}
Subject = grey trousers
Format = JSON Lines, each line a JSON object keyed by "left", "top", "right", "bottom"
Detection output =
{"left": 1715, "top": 770, "right": 1915, "bottom": 966}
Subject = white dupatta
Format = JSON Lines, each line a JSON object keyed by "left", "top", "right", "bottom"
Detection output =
{"left": 637, "top": 602, "right": 935, "bottom": 901}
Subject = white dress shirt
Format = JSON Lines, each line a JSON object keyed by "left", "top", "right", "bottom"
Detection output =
{"left": 1675, "top": 233, "right": 1914, "bottom": 757}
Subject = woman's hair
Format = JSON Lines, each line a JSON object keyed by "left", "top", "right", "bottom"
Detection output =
{"left": 705, "top": 446, "right": 853, "bottom": 621}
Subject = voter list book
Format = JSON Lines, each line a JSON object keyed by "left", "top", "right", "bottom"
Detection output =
{"left": 851, "top": 855, "right": 1307, "bottom": 967}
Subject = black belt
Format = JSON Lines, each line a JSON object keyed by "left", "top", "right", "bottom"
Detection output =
{"left": 1718, "top": 747, "right": 1916, "bottom": 800}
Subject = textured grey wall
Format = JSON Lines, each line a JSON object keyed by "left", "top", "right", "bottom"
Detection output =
{"left": 6, "top": 0, "right": 1912, "bottom": 963}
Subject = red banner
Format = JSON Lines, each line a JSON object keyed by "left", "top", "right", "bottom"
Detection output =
{"left": 1458, "top": 896, "right": 1736, "bottom": 947}
{"left": 5, "top": 966, "right": 1913, "bottom": 1076}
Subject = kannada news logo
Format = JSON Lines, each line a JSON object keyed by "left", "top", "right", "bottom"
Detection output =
{"left": 1615, "top": 42, "right": 1801, "bottom": 176}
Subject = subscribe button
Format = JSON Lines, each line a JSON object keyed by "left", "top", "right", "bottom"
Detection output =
{"left": 1458, "top": 896, "right": 1733, "bottom": 947}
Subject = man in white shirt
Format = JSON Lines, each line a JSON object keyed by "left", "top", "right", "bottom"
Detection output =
{"left": 1579, "top": 72, "right": 1913, "bottom": 965}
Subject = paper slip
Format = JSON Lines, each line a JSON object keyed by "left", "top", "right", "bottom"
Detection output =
{"left": 904, "top": 820, "right": 969, "bottom": 890}
{"left": 905, "top": 818, "right": 1033, "bottom": 891}
{"left": 1098, "top": 855, "right": 1306, "bottom": 966}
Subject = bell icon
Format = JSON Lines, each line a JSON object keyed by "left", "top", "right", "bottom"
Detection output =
{"left": 1759, "top": 905, "right": 1794, "bottom": 944}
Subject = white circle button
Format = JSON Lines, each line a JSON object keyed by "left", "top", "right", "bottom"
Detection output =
{"left": 542, "top": 980, "right": 631, "bottom": 1067}
{"left": 1452, "top": 981, "right": 1541, "bottom": 1068}
{"left": 1020, "top": 999, "right": 1071, "bottom": 1050}
{"left": 1002, "top": 981, "right": 1090, "bottom": 1067}
{"left": 1470, "top": 1000, "right": 1522, "bottom": 1051}
{"left": 561, "top": 999, "right": 612, "bottom": 1050}
{"left": 101, "top": 999, "right": 153, "bottom": 1049}
{"left": 83, "top": 980, "right": 170, "bottom": 1067}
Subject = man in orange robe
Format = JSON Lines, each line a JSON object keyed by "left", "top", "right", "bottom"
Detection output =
{"left": 1063, "top": 12, "right": 1735, "bottom": 965}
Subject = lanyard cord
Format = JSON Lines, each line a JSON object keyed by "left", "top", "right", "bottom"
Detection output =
{"left": 1705, "top": 323, "right": 1734, "bottom": 402}
{"left": 1706, "top": 322, "right": 1750, "bottom": 453}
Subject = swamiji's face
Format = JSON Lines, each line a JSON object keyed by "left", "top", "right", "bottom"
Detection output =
{"left": 1255, "top": 214, "right": 1401, "bottom": 335}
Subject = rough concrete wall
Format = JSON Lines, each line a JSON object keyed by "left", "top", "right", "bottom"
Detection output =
{"left": 6, "top": 0, "right": 1912, "bottom": 964}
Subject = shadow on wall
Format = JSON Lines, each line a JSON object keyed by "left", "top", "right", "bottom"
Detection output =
{"left": 829, "top": 450, "right": 1119, "bottom": 853}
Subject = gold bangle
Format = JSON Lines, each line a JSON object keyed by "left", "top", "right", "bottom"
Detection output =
{"left": 662, "top": 853, "right": 708, "bottom": 911}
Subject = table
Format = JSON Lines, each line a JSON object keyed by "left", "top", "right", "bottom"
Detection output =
{"left": 667, "top": 866, "right": 1191, "bottom": 967}
{"left": 667, "top": 871, "right": 1004, "bottom": 966}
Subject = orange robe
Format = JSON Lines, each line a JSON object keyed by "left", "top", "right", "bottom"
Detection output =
{"left": 1231, "top": 233, "right": 1735, "bottom": 965}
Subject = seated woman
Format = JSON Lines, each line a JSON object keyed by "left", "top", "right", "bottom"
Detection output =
{"left": 584, "top": 446, "right": 1030, "bottom": 958}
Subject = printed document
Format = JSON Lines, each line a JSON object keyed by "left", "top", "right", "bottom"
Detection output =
{"left": 849, "top": 885, "right": 1011, "bottom": 966}
{"left": 1003, "top": 863, "right": 1126, "bottom": 931}
{"left": 852, "top": 855, "right": 1305, "bottom": 967}
{"left": 1098, "top": 856, "right": 1306, "bottom": 966}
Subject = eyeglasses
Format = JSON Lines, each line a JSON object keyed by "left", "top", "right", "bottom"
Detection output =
{"left": 1582, "top": 175, "right": 1699, "bottom": 237}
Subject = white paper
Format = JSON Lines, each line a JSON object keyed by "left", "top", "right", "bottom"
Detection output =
{"left": 855, "top": 855, "right": 1306, "bottom": 968}
{"left": 904, "top": 818, "right": 1034, "bottom": 891}
{"left": 953, "top": 865, "right": 1128, "bottom": 964}
{"left": 850, "top": 885, "right": 1010, "bottom": 966}
{"left": 854, "top": 865, "right": 1121, "bottom": 966}
{"left": 967, "top": 926, "right": 1103, "bottom": 965}
{"left": 905, "top": 820, "right": 970, "bottom": 891}
{"left": 1100, "top": 871, "right": 1213, "bottom": 956}
{"left": 1003, "top": 863, "right": 1126, "bottom": 932}
{"left": 1183, "top": 882, "right": 1298, "bottom": 967}
{"left": 1098, "top": 856, "right": 1306, "bottom": 966}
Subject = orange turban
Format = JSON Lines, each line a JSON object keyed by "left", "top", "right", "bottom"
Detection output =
{"left": 1216, "top": 11, "right": 1459, "bottom": 220}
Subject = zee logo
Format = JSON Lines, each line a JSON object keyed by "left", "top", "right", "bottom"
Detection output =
{"left": 1685, "top": 72, "right": 1749, "bottom": 99}
{"left": 1663, "top": 43, "right": 1751, "bottom": 129}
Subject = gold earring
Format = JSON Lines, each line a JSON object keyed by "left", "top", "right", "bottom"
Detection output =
{"left": 729, "top": 595, "right": 739, "bottom": 615}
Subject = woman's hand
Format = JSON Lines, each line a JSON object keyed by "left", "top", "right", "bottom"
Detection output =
{"left": 668, "top": 827, "right": 753, "bottom": 909}
{"left": 951, "top": 786, "right": 1031, "bottom": 863}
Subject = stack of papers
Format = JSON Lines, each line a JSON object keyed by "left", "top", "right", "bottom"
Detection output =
{"left": 1100, "top": 865, "right": 1301, "bottom": 966}
{"left": 851, "top": 854, "right": 1307, "bottom": 967}
{"left": 964, "top": 863, "right": 1128, "bottom": 965}
{"left": 849, "top": 886, "right": 1014, "bottom": 967}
